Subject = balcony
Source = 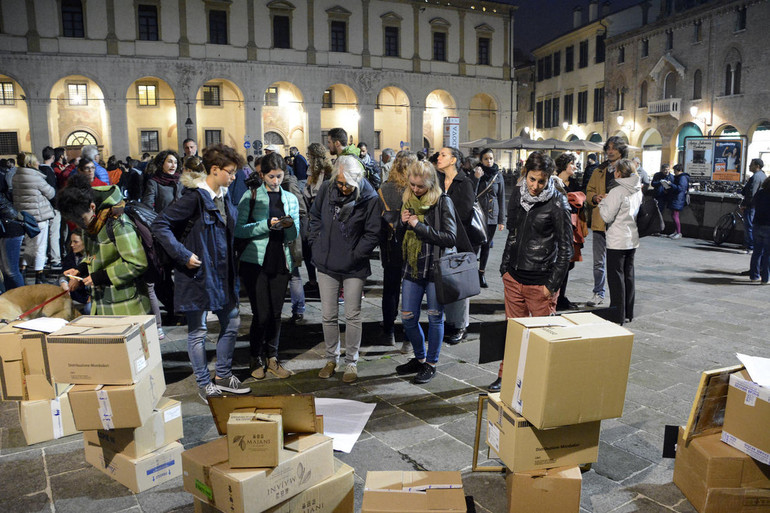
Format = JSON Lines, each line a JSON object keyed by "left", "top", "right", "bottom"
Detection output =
{"left": 647, "top": 98, "right": 681, "bottom": 120}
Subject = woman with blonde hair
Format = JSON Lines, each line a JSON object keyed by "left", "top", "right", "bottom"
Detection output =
{"left": 302, "top": 142, "right": 334, "bottom": 294}
{"left": 394, "top": 160, "right": 458, "bottom": 384}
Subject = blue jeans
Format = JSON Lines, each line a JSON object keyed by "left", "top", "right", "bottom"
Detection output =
{"left": 401, "top": 278, "right": 444, "bottom": 364}
{"left": 592, "top": 231, "right": 607, "bottom": 297}
{"left": 185, "top": 307, "right": 240, "bottom": 387}
{"left": 290, "top": 266, "right": 305, "bottom": 315}
{"left": 750, "top": 225, "right": 770, "bottom": 282}
{"left": 744, "top": 207, "right": 755, "bottom": 250}
{"left": 3, "top": 236, "right": 25, "bottom": 289}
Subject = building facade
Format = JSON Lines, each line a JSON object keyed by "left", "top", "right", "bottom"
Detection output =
{"left": 0, "top": 0, "right": 514, "bottom": 160}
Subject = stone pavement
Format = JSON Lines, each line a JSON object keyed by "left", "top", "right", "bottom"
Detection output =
{"left": 1, "top": 232, "right": 768, "bottom": 513}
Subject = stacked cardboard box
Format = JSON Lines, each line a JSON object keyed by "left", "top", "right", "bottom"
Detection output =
{"left": 361, "top": 471, "right": 468, "bottom": 513}
{"left": 489, "top": 313, "right": 635, "bottom": 512}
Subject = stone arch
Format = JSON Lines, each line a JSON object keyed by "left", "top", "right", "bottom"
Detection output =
{"left": 126, "top": 76, "right": 178, "bottom": 154}
{"left": 567, "top": 134, "right": 580, "bottom": 142}
{"left": 195, "top": 78, "right": 246, "bottom": 150}
{"left": 49, "top": 75, "right": 109, "bottom": 156}
{"left": 0, "top": 73, "right": 31, "bottom": 154}
{"left": 468, "top": 92, "right": 498, "bottom": 141}
{"left": 320, "top": 83, "right": 360, "bottom": 144}
{"left": 588, "top": 132, "right": 603, "bottom": 143}
{"left": 714, "top": 124, "right": 740, "bottom": 137}
{"left": 423, "top": 89, "right": 457, "bottom": 154}
{"left": 375, "top": 86, "right": 410, "bottom": 156}
{"left": 663, "top": 71, "right": 677, "bottom": 99}
{"left": 263, "top": 81, "right": 306, "bottom": 150}
{"left": 673, "top": 121, "right": 703, "bottom": 164}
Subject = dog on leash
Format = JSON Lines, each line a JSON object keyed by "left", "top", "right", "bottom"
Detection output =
{"left": 0, "top": 284, "right": 76, "bottom": 323}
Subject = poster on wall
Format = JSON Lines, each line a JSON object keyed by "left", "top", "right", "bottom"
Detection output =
{"left": 684, "top": 139, "right": 714, "bottom": 179}
{"left": 443, "top": 117, "right": 460, "bottom": 149}
{"left": 713, "top": 139, "right": 744, "bottom": 181}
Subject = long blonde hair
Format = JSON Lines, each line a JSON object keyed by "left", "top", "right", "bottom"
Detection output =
{"left": 402, "top": 160, "right": 442, "bottom": 206}
{"left": 18, "top": 152, "right": 39, "bottom": 169}
{"left": 307, "top": 142, "right": 333, "bottom": 186}
{"left": 387, "top": 151, "right": 416, "bottom": 189}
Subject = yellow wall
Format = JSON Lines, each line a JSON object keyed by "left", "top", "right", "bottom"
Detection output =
{"left": 423, "top": 90, "right": 457, "bottom": 153}
{"left": 49, "top": 75, "right": 109, "bottom": 152}
{"left": 320, "top": 84, "right": 359, "bottom": 144}
{"left": 468, "top": 94, "right": 497, "bottom": 141}
{"left": 196, "top": 80, "right": 246, "bottom": 152}
{"left": 262, "top": 82, "right": 307, "bottom": 151}
{"left": 0, "top": 75, "right": 31, "bottom": 155}
{"left": 126, "top": 78, "right": 178, "bottom": 155}
{"left": 374, "top": 87, "right": 410, "bottom": 155}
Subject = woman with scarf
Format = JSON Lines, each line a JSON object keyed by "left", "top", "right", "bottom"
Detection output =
{"left": 394, "top": 160, "right": 458, "bottom": 384}
{"left": 488, "top": 151, "right": 573, "bottom": 392}
{"left": 553, "top": 153, "right": 587, "bottom": 310}
{"left": 308, "top": 155, "right": 380, "bottom": 384}
{"left": 142, "top": 150, "right": 183, "bottom": 338}
{"left": 474, "top": 148, "right": 506, "bottom": 288}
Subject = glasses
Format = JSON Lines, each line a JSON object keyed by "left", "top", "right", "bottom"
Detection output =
{"left": 335, "top": 180, "right": 354, "bottom": 190}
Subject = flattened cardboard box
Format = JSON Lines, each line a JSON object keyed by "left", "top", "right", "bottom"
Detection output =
{"left": 722, "top": 372, "right": 770, "bottom": 465}
{"left": 68, "top": 362, "right": 166, "bottom": 431}
{"left": 82, "top": 397, "right": 183, "bottom": 458}
{"left": 506, "top": 466, "right": 582, "bottom": 513}
{"left": 19, "top": 386, "right": 79, "bottom": 445}
{"left": 486, "top": 393, "right": 600, "bottom": 473}
{"left": 361, "top": 471, "right": 466, "bottom": 513}
{"left": 228, "top": 411, "right": 283, "bottom": 468}
{"left": 183, "top": 433, "right": 335, "bottom": 513}
{"left": 84, "top": 439, "right": 183, "bottom": 493}
{"left": 0, "top": 323, "right": 55, "bottom": 401}
{"left": 47, "top": 315, "right": 160, "bottom": 385}
{"left": 194, "top": 459, "right": 354, "bottom": 513}
{"left": 500, "top": 314, "right": 633, "bottom": 429}
{"left": 673, "top": 427, "right": 770, "bottom": 513}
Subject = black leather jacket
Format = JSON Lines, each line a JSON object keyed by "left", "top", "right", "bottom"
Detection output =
{"left": 396, "top": 194, "right": 458, "bottom": 279}
{"left": 500, "top": 185, "right": 573, "bottom": 293}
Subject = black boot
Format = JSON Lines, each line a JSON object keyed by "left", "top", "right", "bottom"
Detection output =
{"left": 488, "top": 377, "right": 502, "bottom": 393}
{"left": 479, "top": 270, "right": 488, "bottom": 288}
{"left": 34, "top": 271, "right": 45, "bottom": 285}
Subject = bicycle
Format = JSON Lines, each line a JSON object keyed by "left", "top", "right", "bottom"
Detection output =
{"left": 712, "top": 206, "right": 745, "bottom": 246}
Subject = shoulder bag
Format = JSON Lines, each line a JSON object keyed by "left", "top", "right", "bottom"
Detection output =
{"left": 468, "top": 171, "right": 500, "bottom": 246}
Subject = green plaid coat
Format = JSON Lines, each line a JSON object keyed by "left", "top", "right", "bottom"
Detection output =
{"left": 83, "top": 187, "right": 150, "bottom": 315}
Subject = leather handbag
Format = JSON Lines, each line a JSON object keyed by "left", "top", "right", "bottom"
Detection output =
{"left": 467, "top": 171, "right": 501, "bottom": 246}
{"left": 431, "top": 196, "right": 481, "bottom": 305}
{"left": 21, "top": 211, "right": 40, "bottom": 238}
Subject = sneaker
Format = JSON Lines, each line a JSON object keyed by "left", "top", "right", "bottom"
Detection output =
{"left": 214, "top": 375, "right": 251, "bottom": 395}
{"left": 250, "top": 356, "right": 265, "bottom": 380}
{"left": 750, "top": 277, "right": 761, "bottom": 282}
{"left": 413, "top": 363, "right": 437, "bottom": 384}
{"left": 670, "top": 233, "right": 683, "bottom": 240}
{"left": 198, "top": 382, "right": 222, "bottom": 404}
{"left": 399, "top": 341, "right": 412, "bottom": 354}
{"left": 157, "top": 327, "right": 165, "bottom": 340}
{"left": 289, "top": 313, "right": 304, "bottom": 325}
{"left": 396, "top": 358, "right": 424, "bottom": 375}
{"left": 318, "top": 361, "right": 336, "bottom": 379}
{"left": 586, "top": 294, "right": 604, "bottom": 307}
{"left": 267, "top": 357, "right": 293, "bottom": 379}
{"left": 342, "top": 363, "right": 358, "bottom": 383}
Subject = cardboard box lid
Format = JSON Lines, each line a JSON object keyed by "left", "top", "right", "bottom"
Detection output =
{"left": 208, "top": 395, "right": 317, "bottom": 434}
{"left": 48, "top": 315, "right": 155, "bottom": 341}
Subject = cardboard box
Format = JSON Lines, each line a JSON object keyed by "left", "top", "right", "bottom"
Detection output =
{"left": 486, "top": 393, "right": 600, "bottom": 473}
{"left": 47, "top": 315, "right": 161, "bottom": 385}
{"left": 183, "top": 433, "right": 335, "bottom": 513}
{"left": 722, "top": 372, "right": 770, "bottom": 465}
{"left": 208, "top": 395, "right": 318, "bottom": 435}
{"left": 193, "top": 458, "right": 354, "bottom": 513}
{"left": 673, "top": 427, "right": 770, "bottom": 513}
{"left": 18, "top": 387, "right": 79, "bottom": 445}
{"left": 82, "top": 397, "right": 183, "bottom": 458}
{"left": 228, "top": 411, "right": 283, "bottom": 468}
{"left": 84, "top": 439, "right": 183, "bottom": 493}
{"left": 506, "top": 466, "right": 582, "bottom": 513}
{"left": 68, "top": 362, "right": 166, "bottom": 430}
{"left": 500, "top": 314, "right": 633, "bottom": 429}
{"left": 361, "top": 471, "right": 466, "bottom": 513}
{"left": 0, "top": 324, "right": 56, "bottom": 401}
{"left": 690, "top": 488, "right": 770, "bottom": 513}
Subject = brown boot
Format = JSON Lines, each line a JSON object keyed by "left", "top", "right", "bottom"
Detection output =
{"left": 267, "top": 357, "right": 293, "bottom": 379}
{"left": 250, "top": 357, "right": 265, "bottom": 380}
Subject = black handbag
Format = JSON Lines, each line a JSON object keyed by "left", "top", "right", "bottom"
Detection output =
{"left": 21, "top": 211, "right": 40, "bottom": 238}
{"left": 431, "top": 196, "right": 481, "bottom": 305}
{"left": 636, "top": 197, "right": 665, "bottom": 237}
{"left": 467, "top": 171, "right": 501, "bottom": 246}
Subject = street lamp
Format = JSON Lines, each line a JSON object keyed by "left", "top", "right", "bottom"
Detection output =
{"left": 616, "top": 115, "right": 624, "bottom": 126}
{"left": 562, "top": 121, "right": 569, "bottom": 131}
{"left": 184, "top": 101, "right": 194, "bottom": 138}
{"left": 689, "top": 105, "right": 698, "bottom": 118}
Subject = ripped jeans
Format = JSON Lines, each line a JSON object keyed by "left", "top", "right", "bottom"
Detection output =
{"left": 401, "top": 277, "right": 444, "bottom": 364}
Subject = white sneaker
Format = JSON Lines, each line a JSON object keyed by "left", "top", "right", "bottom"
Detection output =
{"left": 586, "top": 294, "right": 604, "bottom": 307}
{"left": 670, "top": 233, "right": 682, "bottom": 240}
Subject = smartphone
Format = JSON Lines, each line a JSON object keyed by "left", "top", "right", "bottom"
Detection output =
{"left": 407, "top": 208, "right": 416, "bottom": 215}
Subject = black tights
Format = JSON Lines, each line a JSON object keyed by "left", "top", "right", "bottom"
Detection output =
{"left": 478, "top": 224, "right": 499, "bottom": 272}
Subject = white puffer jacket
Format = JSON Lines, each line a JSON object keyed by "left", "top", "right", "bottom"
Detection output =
{"left": 599, "top": 174, "right": 642, "bottom": 250}
{"left": 12, "top": 166, "right": 56, "bottom": 221}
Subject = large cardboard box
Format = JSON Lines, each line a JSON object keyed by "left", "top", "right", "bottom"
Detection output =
{"left": 673, "top": 427, "right": 770, "bottom": 513}
{"left": 193, "top": 459, "right": 355, "bottom": 513}
{"left": 506, "top": 466, "right": 582, "bottom": 513}
{"left": 82, "top": 397, "right": 183, "bottom": 458}
{"left": 722, "top": 372, "right": 770, "bottom": 465}
{"left": 227, "top": 411, "right": 283, "bottom": 468}
{"left": 84, "top": 439, "right": 183, "bottom": 493}
{"left": 486, "top": 393, "right": 600, "bottom": 473}
{"left": 183, "top": 433, "right": 335, "bottom": 513}
{"left": 361, "top": 471, "right": 466, "bottom": 513}
{"left": 0, "top": 324, "right": 56, "bottom": 401}
{"left": 500, "top": 314, "right": 633, "bottom": 429}
{"left": 47, "top": 315, "right": 161, "bottom": 385}
{"left": 68, "top": 362, "right": 166, "bottom": 430}
{"left": 18, "top": 386, "right": 79, "bottom": 445}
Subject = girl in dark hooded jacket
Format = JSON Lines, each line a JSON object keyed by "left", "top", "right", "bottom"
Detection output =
{"left": 474, "top": 148, "right": 506, "bottom": 288}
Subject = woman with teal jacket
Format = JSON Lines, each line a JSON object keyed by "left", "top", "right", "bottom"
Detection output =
{"left": 235, "top": 152, "right": 300, "bottom": 380}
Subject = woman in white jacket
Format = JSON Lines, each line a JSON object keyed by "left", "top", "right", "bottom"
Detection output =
{"left": 598, "top": 159, "right": 642, "bottom": 326}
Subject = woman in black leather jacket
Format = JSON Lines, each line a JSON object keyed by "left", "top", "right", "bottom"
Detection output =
{"left": 488, "top": 151, "right": 573, "bottom": 392}
{"left": 394, "top": 160, "right": 458, "bottom": 384}
{"left": 0, "top": 188, "right": 26, "bottom": 290}
{"left": 474, "top": 148, "right": 506, "bottom": 288}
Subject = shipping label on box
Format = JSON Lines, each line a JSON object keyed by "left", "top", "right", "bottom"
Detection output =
{"left": 47, "top": 315, "right": 160, "bottom": 385}
{"left": 83, "top": 396, "right": 183, "bottom": 458}
{"left": 84, "top": 439, "right": 183, "bottom": 493}
{"left": 722, "top": 372, "right": 770, "bottom": 465}
{"left": 486, "top": 393, "right": 600, "bottom": 473}
{"left": 361, "top": 471, "right": 466, "bottom": 513}
{"left": 506, "top": 466, "right": 582, "bottom": 513}
{"left": 19, "top": 387, "right": 79, "bottom": 445}
{"left": 228, "top": 411, "right": 283, "bottom": 468}
{"left": 68, "top": 362, "right": 166, "bottom": 431}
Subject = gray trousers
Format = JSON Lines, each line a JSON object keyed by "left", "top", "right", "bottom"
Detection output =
{"left": 444, "top": 297, "right": 469, "bottom": 330}
{"left": 317, "top": 271, "right": 364, "bottom": 365}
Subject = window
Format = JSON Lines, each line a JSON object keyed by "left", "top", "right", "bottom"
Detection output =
{"left": 639, "top": 81, "right": 648, "bottom": 107}
{"left": 322, "top": 89, "right": 333, "bottom": 109}
{"left": 595, "top": 34, "right": 605, "bottom": 63}
{"left": 735, "top": 6, "right": 747, "bottom": 31}
{"left": 529, "top": 91, "right": 535, "bottom": 112}
{"left": 0, "top": 82, "right": 15, "bottom": 105}
{"left": 205, "top": 130, "right": 222, "bottom": 146}
{"left": 563, "top": 94, "right": 573, "bottom": 124}
{"left": 433, "top": 32, "right": 447, "bottom": 61}
{"left": 536, "top": 101, "right": 543, "bottom": 129}
{"left": 543, "top": 55, "right": 552, "bottom": 80}
{"left": 209, "top": 10, "right": 228, "bottom": 45}
{"left": 593, "top": 87, "right": 604, "bottom": 122}
{"left": 0, "top": 132, "right": 19, "bottom": 155}
{"left": 140, "top": 130, "right": 159, "bottom": 152}
{"left": 321, "top": 130, "right": 329, "bottom": 144}
{"left": 693, "top": 69, "right": 702, "bottom": 100}
{"left": 273, "top": 15, "right": 291, "bottom": 48}
{"left": 641, "top": 39, "right": 649, "bottom": 58}
{"left": 544, "top": 99, "right": 552, "bottom": 129}
{"left": 618, "top": 46, "right": 625, "bottom": 64}
{"left": 693, "top": 21, "right": 702, "bottom": 42}
{"left": 137, "top": 84, "right": 157, "bottom": 106}
{"left": 138, "top": 5, "right": 159, "bottom": 41}
{"left": 552, "top": 97, "right": 560, "bottom": 127}
{"left": 665, "top": 30, "right": 673, "bottom": 51}
{"left": 384, "top": 26, "right": 399, "bottom": 57}
{"left": 478, "top": 37, "right": 490, "bottom": 65}
{"left": 264, "top": 86, "right": 278, "bottom": 107}
{"left": 579, "top": 40, "right": 588, "bottom": 68}
{"left": 664, "top": 72, "right": 677, "bottom": 99}
{"left": 68, "top": 83, "right": 87, "bottom": 105}
{"left": 553, "top": 51, "right": 561, "bottom": 76}
{"left": 61, "top": 0, "right": 85, "bottom": 38}
{"left": 203, "top": 85, "right": 221, "bottom": 106}
{"left": 725, "top": 63, "right": 742, "bottom": 95}
{"left": 536, "top": 59, "right": 544, "bottom": 82}
{"left": 565, "top": 45, "right": 574, "bottom": 72}
{"left": 330, "top": 20, "right": 347, "bottom": 52}
{"left": 66, "top": 130, "right": 97, "bottom": 146}
{"left": 615, "top": 89, "right": 624, "bottom": 111}
{"left": 374, "top": 131, "right": 381, "bottom": 150}
{"left": 577, "top": 91, "right": 588, "bottom": 124}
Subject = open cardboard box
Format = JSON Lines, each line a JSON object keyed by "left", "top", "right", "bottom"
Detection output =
{"left": 722, "top": 370, "right": 770, "bottom": 465}
{"left": 361, "top": 471, "right": 466, "bottom": 513}
{"left": 0, "top": 323, "right": 58, "bottom": 401}
{"left": 84, "top": 439, "right": 183, "bottom": 493}
{"left": 506, "top": 466, "right": 582, "bottom": 513}
{"left": 207, "top": 395, "right": 318, "bottom": 435}
{"left": 18, "top": 385, "right": 79, "bottom": 445}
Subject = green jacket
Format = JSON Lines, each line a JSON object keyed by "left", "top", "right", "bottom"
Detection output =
{"left": 83, "top": 186, "right": 150, "bottom": 315}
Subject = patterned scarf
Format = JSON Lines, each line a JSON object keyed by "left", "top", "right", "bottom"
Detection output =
{"left": 86, "top": 200, "right": 126, "bottom": 236}
{"left": 519, "top": 176, "right": 555, "bottom": 212}
{"left": 401, "top": 194, "right": 433, "bottom": 278}
{"left": 151, "top": 171, "right": 181, "bottom": 187}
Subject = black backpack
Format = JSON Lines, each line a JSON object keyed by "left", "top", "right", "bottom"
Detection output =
{"left": 636, "top": 197, "right": 665, "bottom": 237}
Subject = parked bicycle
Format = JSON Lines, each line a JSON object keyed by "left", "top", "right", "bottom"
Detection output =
{"left": 712, "top": 206, "right": 745, "bottom": 246}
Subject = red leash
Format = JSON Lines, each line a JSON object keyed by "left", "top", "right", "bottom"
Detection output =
{"left": 16, "top": 289, "right": 70, "bottom": 320}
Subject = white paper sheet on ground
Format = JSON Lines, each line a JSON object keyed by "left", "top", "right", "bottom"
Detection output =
{"left": 314, "top": 398, "right": 376, "bottom": 453}
{"left": 15, "top": 317, "right": 68, "bottom": 333}
{"left": 736, "top": 353, "right": 770, "bottom": 388}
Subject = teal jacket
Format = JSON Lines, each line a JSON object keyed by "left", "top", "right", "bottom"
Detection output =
{"left": 235, "top": 185, "right": 300, "bottom": 270}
